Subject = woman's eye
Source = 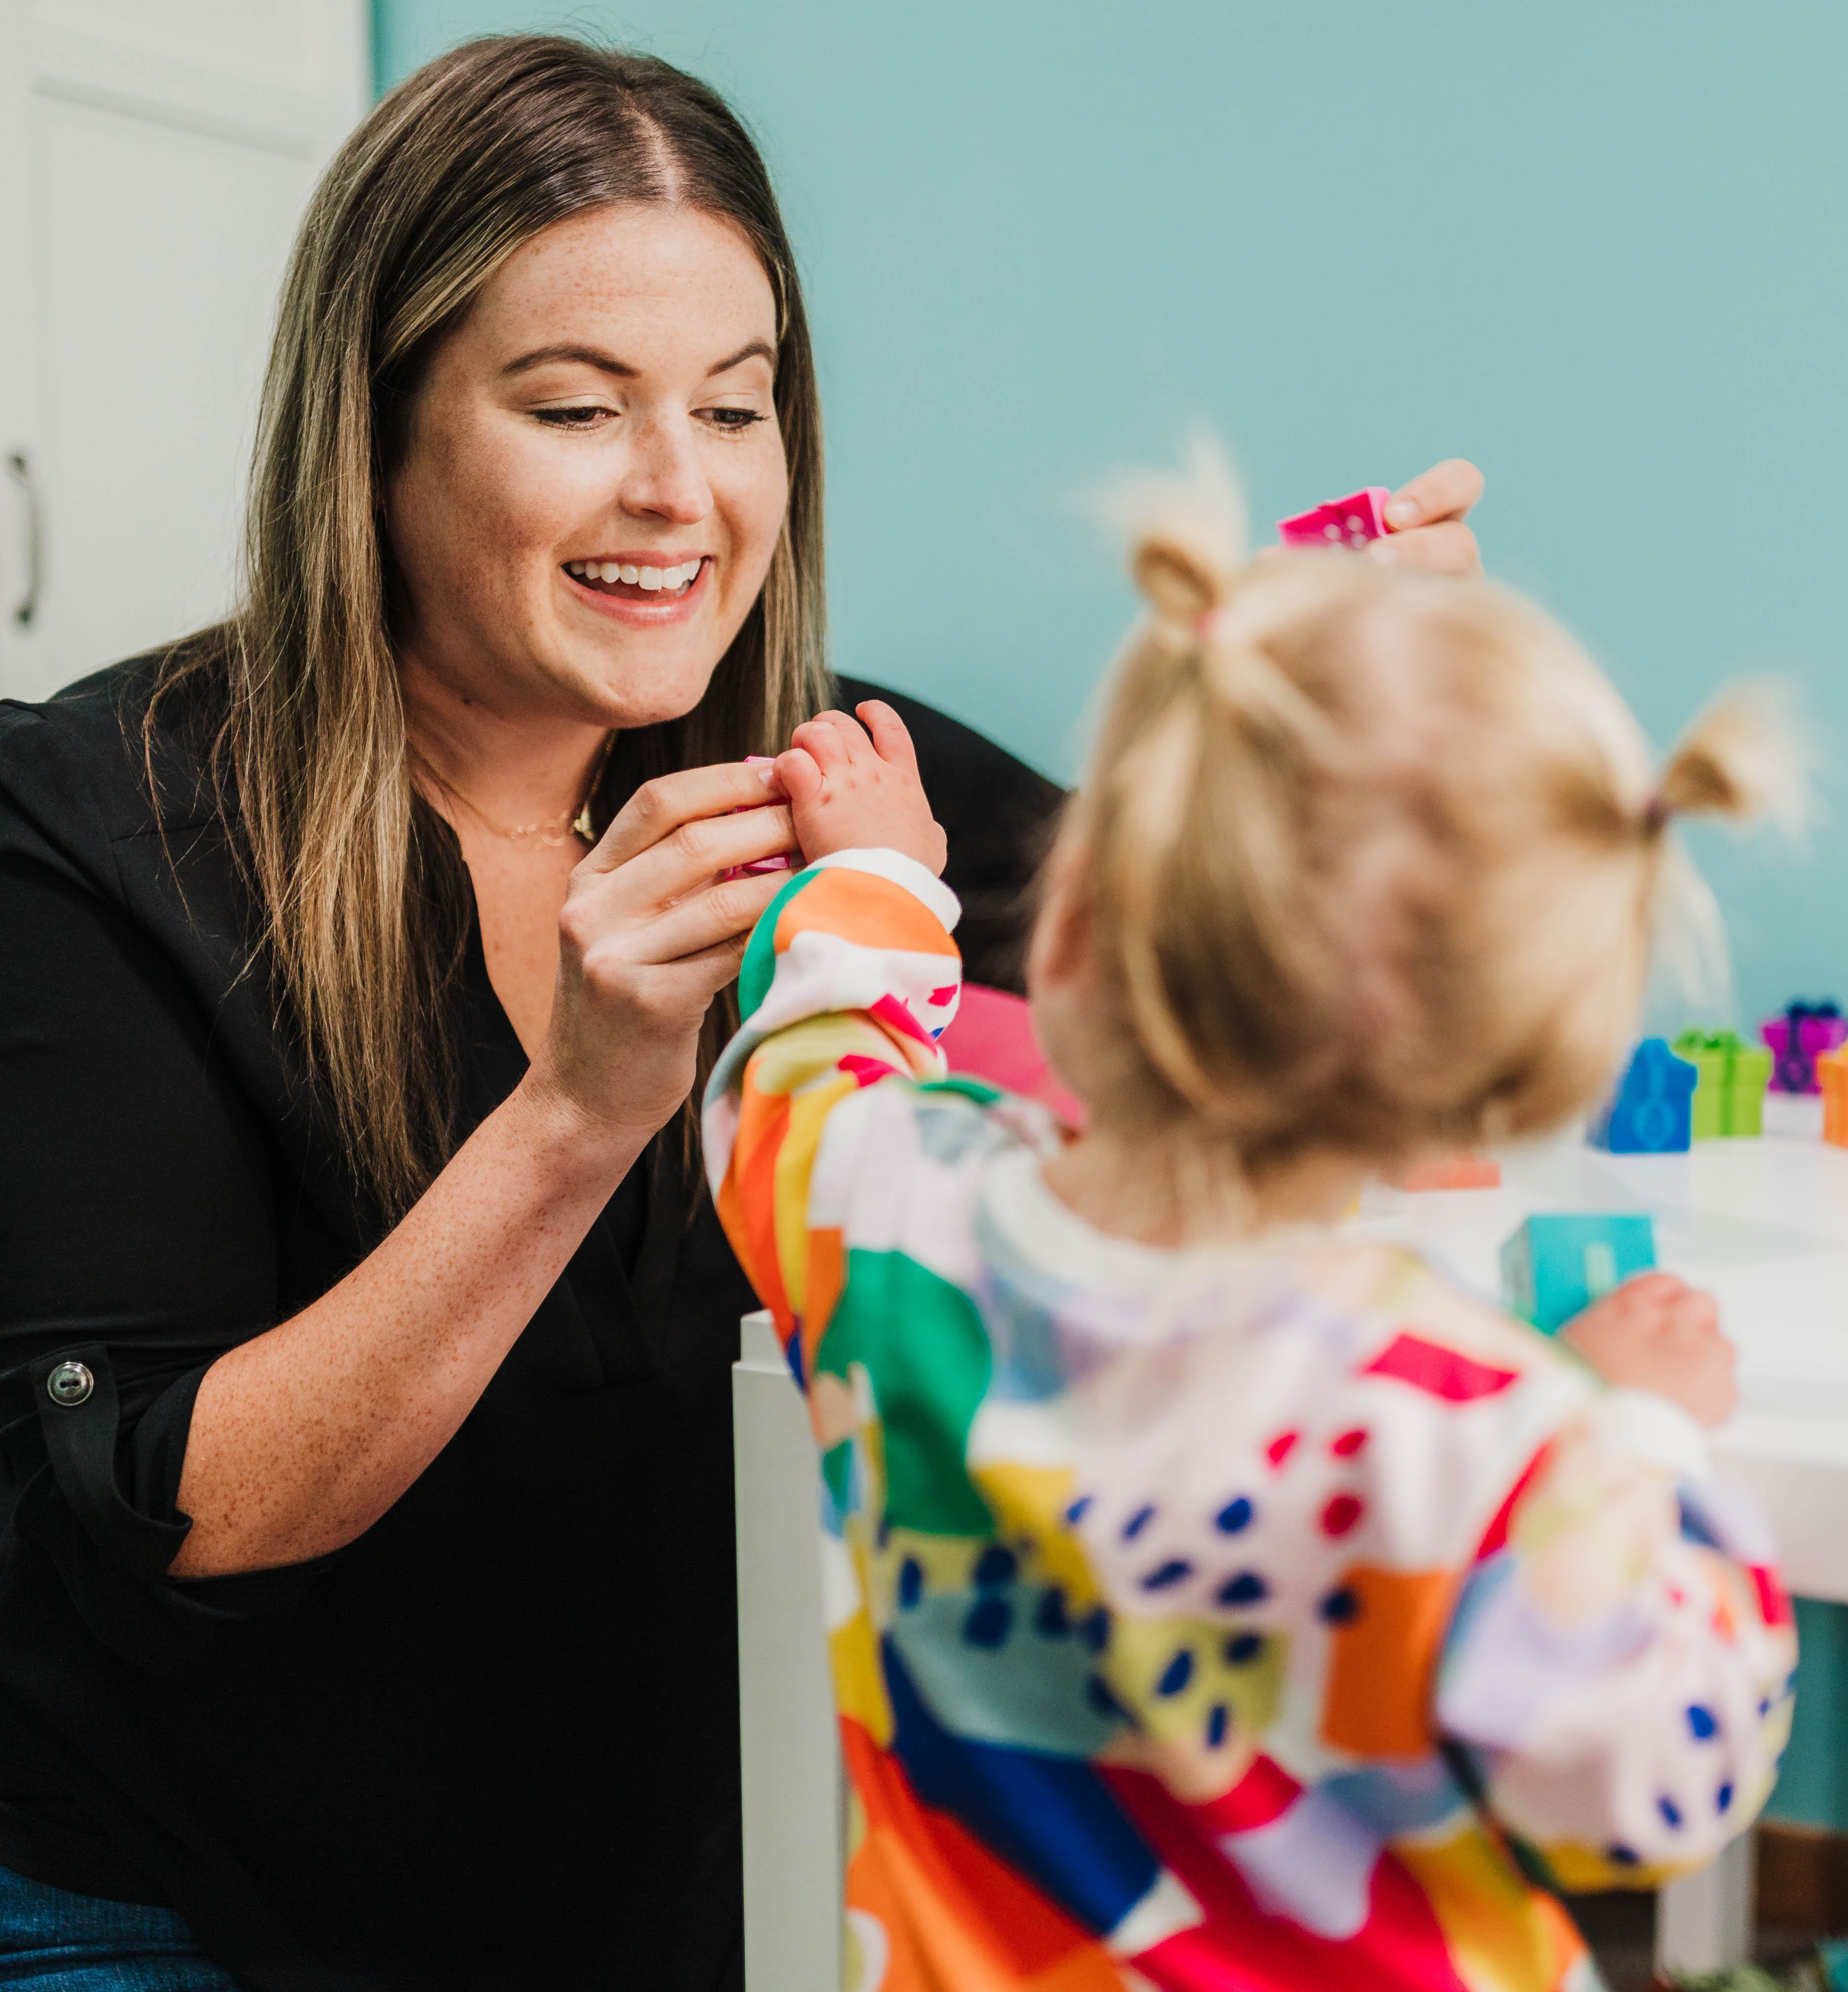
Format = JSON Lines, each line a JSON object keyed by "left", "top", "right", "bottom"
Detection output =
{"left": 702, "top": 407, "right": 767, "bottom": 431}
{"left": 533, "top": 406, "right": 610, "bottom": 429}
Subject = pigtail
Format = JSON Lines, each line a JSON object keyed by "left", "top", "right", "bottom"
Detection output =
{"left": 1082, "top": 450, "right": 1352, "bottom": 1130}
{"left": 1647, "top": 685, "right": 1808, "bottom": 1006}
{"left": 1652, "top": 686, "right": 1807, "bottom": 838}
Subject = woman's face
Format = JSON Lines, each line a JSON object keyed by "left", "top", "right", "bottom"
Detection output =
{"left": 387, "top": 202, "right": 789, "bottom": 730}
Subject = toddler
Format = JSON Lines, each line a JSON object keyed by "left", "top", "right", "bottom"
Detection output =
{"left": 704, "top": 469, "right": 1796, "bottom": 1992}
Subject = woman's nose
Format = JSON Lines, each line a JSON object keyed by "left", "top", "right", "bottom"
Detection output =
{"left": 620, "top": 415, "right": 714, "bottom": 525}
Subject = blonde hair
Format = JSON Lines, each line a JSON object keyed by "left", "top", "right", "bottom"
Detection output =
{"left": 145, "top": 38, "right": 830, "bottom": 1216}
{"left": 1064, "top": 451, "right": 1797, "bottom": 1176}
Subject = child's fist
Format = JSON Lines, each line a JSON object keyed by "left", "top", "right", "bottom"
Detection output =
{"left": 1559, "top": 1272, "right": 1738, "bottom": 1429}
{"left": 775, "top": 702, "right": 947, "bottom": 876}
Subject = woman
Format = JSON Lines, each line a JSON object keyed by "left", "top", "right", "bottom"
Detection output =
{"left": 0, "top": 35, "right": 1481, "bottom": 1992}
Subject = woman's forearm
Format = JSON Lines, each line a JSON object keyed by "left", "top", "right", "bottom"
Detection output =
{"left": 171, "top": 1079, "right": 644, "bottom": 1577}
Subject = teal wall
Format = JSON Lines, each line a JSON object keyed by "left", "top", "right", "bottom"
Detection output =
{"left": 376, "top": 1, "right": 1848, "bottom": 1028}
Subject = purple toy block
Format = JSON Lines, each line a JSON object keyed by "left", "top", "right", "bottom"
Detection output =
{"left": 1760, "top": 1002, "right": 1847, "bottom": 1095}
{"left": 1277, "top": 487, "right": 1393, "bottom": 551}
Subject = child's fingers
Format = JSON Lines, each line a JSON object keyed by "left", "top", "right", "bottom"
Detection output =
{"left": 857, "top": 700, "right": 920, "bottom": 771}
{"left": 773, "top": 746, "right": 825, "bottom": 808}
{"left": 791, "top": 715, "right": 858, "bottom": 775}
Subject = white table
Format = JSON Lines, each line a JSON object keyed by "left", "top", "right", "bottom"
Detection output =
{"left": 733, "top": 1108, "right": 1848, "bottom": 1985}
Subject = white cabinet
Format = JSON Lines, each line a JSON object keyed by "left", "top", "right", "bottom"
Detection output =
{"left": 0, "top": 0, "right": 369, "bottom": 702}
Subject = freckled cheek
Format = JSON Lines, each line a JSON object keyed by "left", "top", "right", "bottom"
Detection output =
{"left": 714, "top": 451, "right": 790, "bottom": 605}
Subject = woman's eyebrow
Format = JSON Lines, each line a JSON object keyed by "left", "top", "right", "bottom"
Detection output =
{"left": 501, "top": 342, "right": 636, "bottom": 379}
{"left": 500, "top": 338, "right": 777, "bottom": 380}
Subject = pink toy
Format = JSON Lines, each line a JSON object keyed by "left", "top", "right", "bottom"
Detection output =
{"left": 937, "top": 982, "right": 1086, "bottom": 1128}
{"left": 723, "top": 755, "right": 800, "bottom": 880}
{"left": 1760, "top": 1003, "right": 1848, "bottom": 1095}
{"left": 1277, "top": 487, "right": 1393, "bottom": 551}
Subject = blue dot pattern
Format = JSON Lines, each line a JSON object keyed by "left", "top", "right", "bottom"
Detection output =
{"left": 964, "top": 1597, "right": 1013, "bottom": 1649}
{"left": 1658, "top": 1796, "right": 1682, "bottom": 1829}
{"left": 897, "top": 1558, "right": 924, "bottom": 1610}
{"left": 1318, "top": 1587, "right": 1359, "bottom": 1625}
{"left": 1079, "top": 1609, "right": 1111, "bottom": 1655}
{"left": 1206, "top": 1703, "right": 1230, "bottom": 1748}
{"left": 1122, "top": 1504, "right": 1157, "bottom": 1541}
{"left": 1218, "top": 1571, "right": 1268, "bottom": 1607}
{"left": 1156, "top": 1650, "right": 1194, "bottom": 1697}
{"left": 1216, "top": 1496, "right": 1254, "bottom": 1534}
{"left": 1686, "top": 1704, "right": 1718, "bottom": 1741}
{"left": 973, "top": 1545, "right": 1018, "bottom": 1589}
{"left": 1223, "top": 1633, "right": 1264, "bottom": 1666}
{"left": 1141, "top": 1559, "right": 1194, "bottom": 1592}
{"left": 1034, "top": 1588, "right": 1070, "bottom": 1638}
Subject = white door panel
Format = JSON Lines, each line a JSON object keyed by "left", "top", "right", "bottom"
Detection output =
{"left": 0, "top": 0, "right": 368, "bottom": 702}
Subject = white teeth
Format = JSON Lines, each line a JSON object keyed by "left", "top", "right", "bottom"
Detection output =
{"left": 595, "top": 561, "right": 617, "bottom": 583}
{"left": 567, "top": 561, "right": 585, "bottom": 576}
{"left": 617, "top": 564, "right": 637, "bottom": 584}
{"left": 639, "top": 567, "right": 663, "bottom": 590}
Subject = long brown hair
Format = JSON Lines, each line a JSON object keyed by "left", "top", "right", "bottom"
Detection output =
{"left": 149, "top": 36, "right": 829, "bottom": 1216}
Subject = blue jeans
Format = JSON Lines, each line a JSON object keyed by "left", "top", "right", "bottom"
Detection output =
{"left": 0, "top": 1865, "right": 246, "bottom": 1989}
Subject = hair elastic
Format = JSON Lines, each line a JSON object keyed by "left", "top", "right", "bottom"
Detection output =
{"left": 1642, "top": 793, "right": 1671, "bottom": 833}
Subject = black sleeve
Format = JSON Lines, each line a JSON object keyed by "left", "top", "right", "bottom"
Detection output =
{"left": 0, "top": 704, "right": 314, "bottom": 1666}
{"left": 836, "top": 677, "right": 1067, "bottom": 993}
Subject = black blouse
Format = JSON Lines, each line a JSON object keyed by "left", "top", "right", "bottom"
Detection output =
{"left": 0, "top": 656, "right": 1063, "bottom": 1992}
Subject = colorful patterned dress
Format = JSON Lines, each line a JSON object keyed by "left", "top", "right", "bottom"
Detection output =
{"left": 703, "top": 848, "right": 1797, "bottom": 1992}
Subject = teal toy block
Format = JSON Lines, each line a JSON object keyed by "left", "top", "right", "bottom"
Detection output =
{"left": 1500, "top": 1213, "right": 1657, "bottom": 1334}
{"left": 1588, "top": 1038, "right": 1696, "bottom": 1153}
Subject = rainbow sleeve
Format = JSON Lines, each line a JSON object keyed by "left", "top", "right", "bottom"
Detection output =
{"left": 702, "top": 848, "right": 963, "bottom": 1347}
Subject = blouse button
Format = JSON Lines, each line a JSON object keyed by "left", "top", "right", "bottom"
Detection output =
{"left": 47, "top": 1362, "right": 94, "bottom": 1407}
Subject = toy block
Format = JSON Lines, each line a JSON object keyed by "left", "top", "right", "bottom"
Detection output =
{"left": 1500, "top": 1213, "right": 1657, "bottom": 1335}
{"left": 1821, "top": 1042, "right": 1848, "bottom": 1148}
{"left": 1385, "top": 1151, "right": 1502, "bottom": 1190}
{"left": 1760, "top": 1001, "right": 1847, "bottom": 1095}
{"left": 1671, "top": 1029, "right": 1773, "bottom": 1139}
{"left": 1277, "top": 487, "right": 1392, "bottom": 551}
{"left": 721, "top": 755, "right": 800, "bottom": 880}
{"left": 1588, "top": 1038, "right": 1697, "bottom": 1154}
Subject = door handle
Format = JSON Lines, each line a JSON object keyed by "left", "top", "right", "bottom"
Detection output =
{"left": 6, "top": 449, "right": 42, "bottom": 628}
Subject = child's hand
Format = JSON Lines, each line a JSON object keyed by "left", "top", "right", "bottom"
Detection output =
{"left": 775, "top": 702, "right": 948, "bottom": 876}
{"left": 1559, "top": 1272, "right": 1739, "bottom": 1429}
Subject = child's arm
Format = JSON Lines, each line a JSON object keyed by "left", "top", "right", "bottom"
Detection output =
{"left": 701, "top": 704, "right": 963, "bottom": 1344}
{"left": 1436, "top": 1377, "right": 1794, "bottom": 1891}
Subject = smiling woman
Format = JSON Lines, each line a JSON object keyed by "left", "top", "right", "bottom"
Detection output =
{"left": 0, "top": 36, "right": 1070, "bottom": 1992}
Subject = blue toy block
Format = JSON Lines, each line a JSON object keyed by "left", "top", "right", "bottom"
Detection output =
{"left": 1500, "top": 1213, "right": 1657, "bottom": 1335}
{"left": 1588, "top": 1038, "right": 1697, "bottom": 1153}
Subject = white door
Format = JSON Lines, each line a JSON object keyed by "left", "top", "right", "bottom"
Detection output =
{"left": 0, "top": 0, "right": 369, "bottom": 703}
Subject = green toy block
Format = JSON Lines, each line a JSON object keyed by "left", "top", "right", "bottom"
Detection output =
{"left": 1500, "top": 1213, "right": 1657, "bottom": 1335}
{"left": 1672, "top": 1030, "right": 1773, "bottom": 1138}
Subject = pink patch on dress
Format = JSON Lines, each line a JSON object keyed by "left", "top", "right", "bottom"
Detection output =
{"left": 928, "top": 985, "right": 958, "bottom": 1005}
{"left": 1362, "top": 1332, "right": 1518, "bottom": 1403}
{"left": 870, "top": 993, "right": 931, "bottom": 1047}
{"left": 1329, "top": 1428, "right": 1368, "bottom": 1458}
{"left": 1264, "top": 1430, "right": 1300, "bottom": 1470}
{"left": 838, "top": 1054, "right": 898, "bottom": 1089}
{"left": 1190, "top": 1752, "right": 1302, "bottom": 1836}
{"left": 1320, "top": 1494, "right": 1363, "bottom": 1538}
{"left": 1749, "top": 1564, "right": 1794, "bottom": 1627}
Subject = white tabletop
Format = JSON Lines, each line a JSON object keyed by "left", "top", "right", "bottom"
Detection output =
{"left": 1347, "top": 1096, "right": 1848, "bottom": 1603}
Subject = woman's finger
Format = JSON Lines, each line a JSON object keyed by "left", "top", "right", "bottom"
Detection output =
{"left": 1383, "top": 458, "right": 1484, "bottom": 532}
{"left": 857, "top": 699, "right": 920, "bottom": 771}
{"left": 584, "top": 761, "right": 780, "bottom": 875}
{"left": 1368, "top": 518, "right": 1481, "bottom": 576}
{"left": 630, "top": 869, "right": 787, "bottom": 966}
{"left": 583, "top": 799, "right": 797, "bottom": 914}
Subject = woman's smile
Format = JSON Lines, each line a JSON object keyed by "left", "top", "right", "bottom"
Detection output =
{"left": 563, "top": 551, "right": 710, "bottom": 621}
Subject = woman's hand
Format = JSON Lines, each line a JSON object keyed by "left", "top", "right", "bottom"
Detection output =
{"left": 1371, "top": 459, "right": 1484, "bottom": 576}
{"left": 1560, "top": 1271, "right": 1739, "bottom": 1429}
{"left": 774, "top": 701, "right": 948, "bottom": 875}
{"left": 527, "top": 762, "right": 798, "bottom": 1145}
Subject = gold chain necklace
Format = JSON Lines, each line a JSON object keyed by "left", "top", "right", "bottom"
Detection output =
{"left": 429, "top": 733, "right": 616, "bottom": 848}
